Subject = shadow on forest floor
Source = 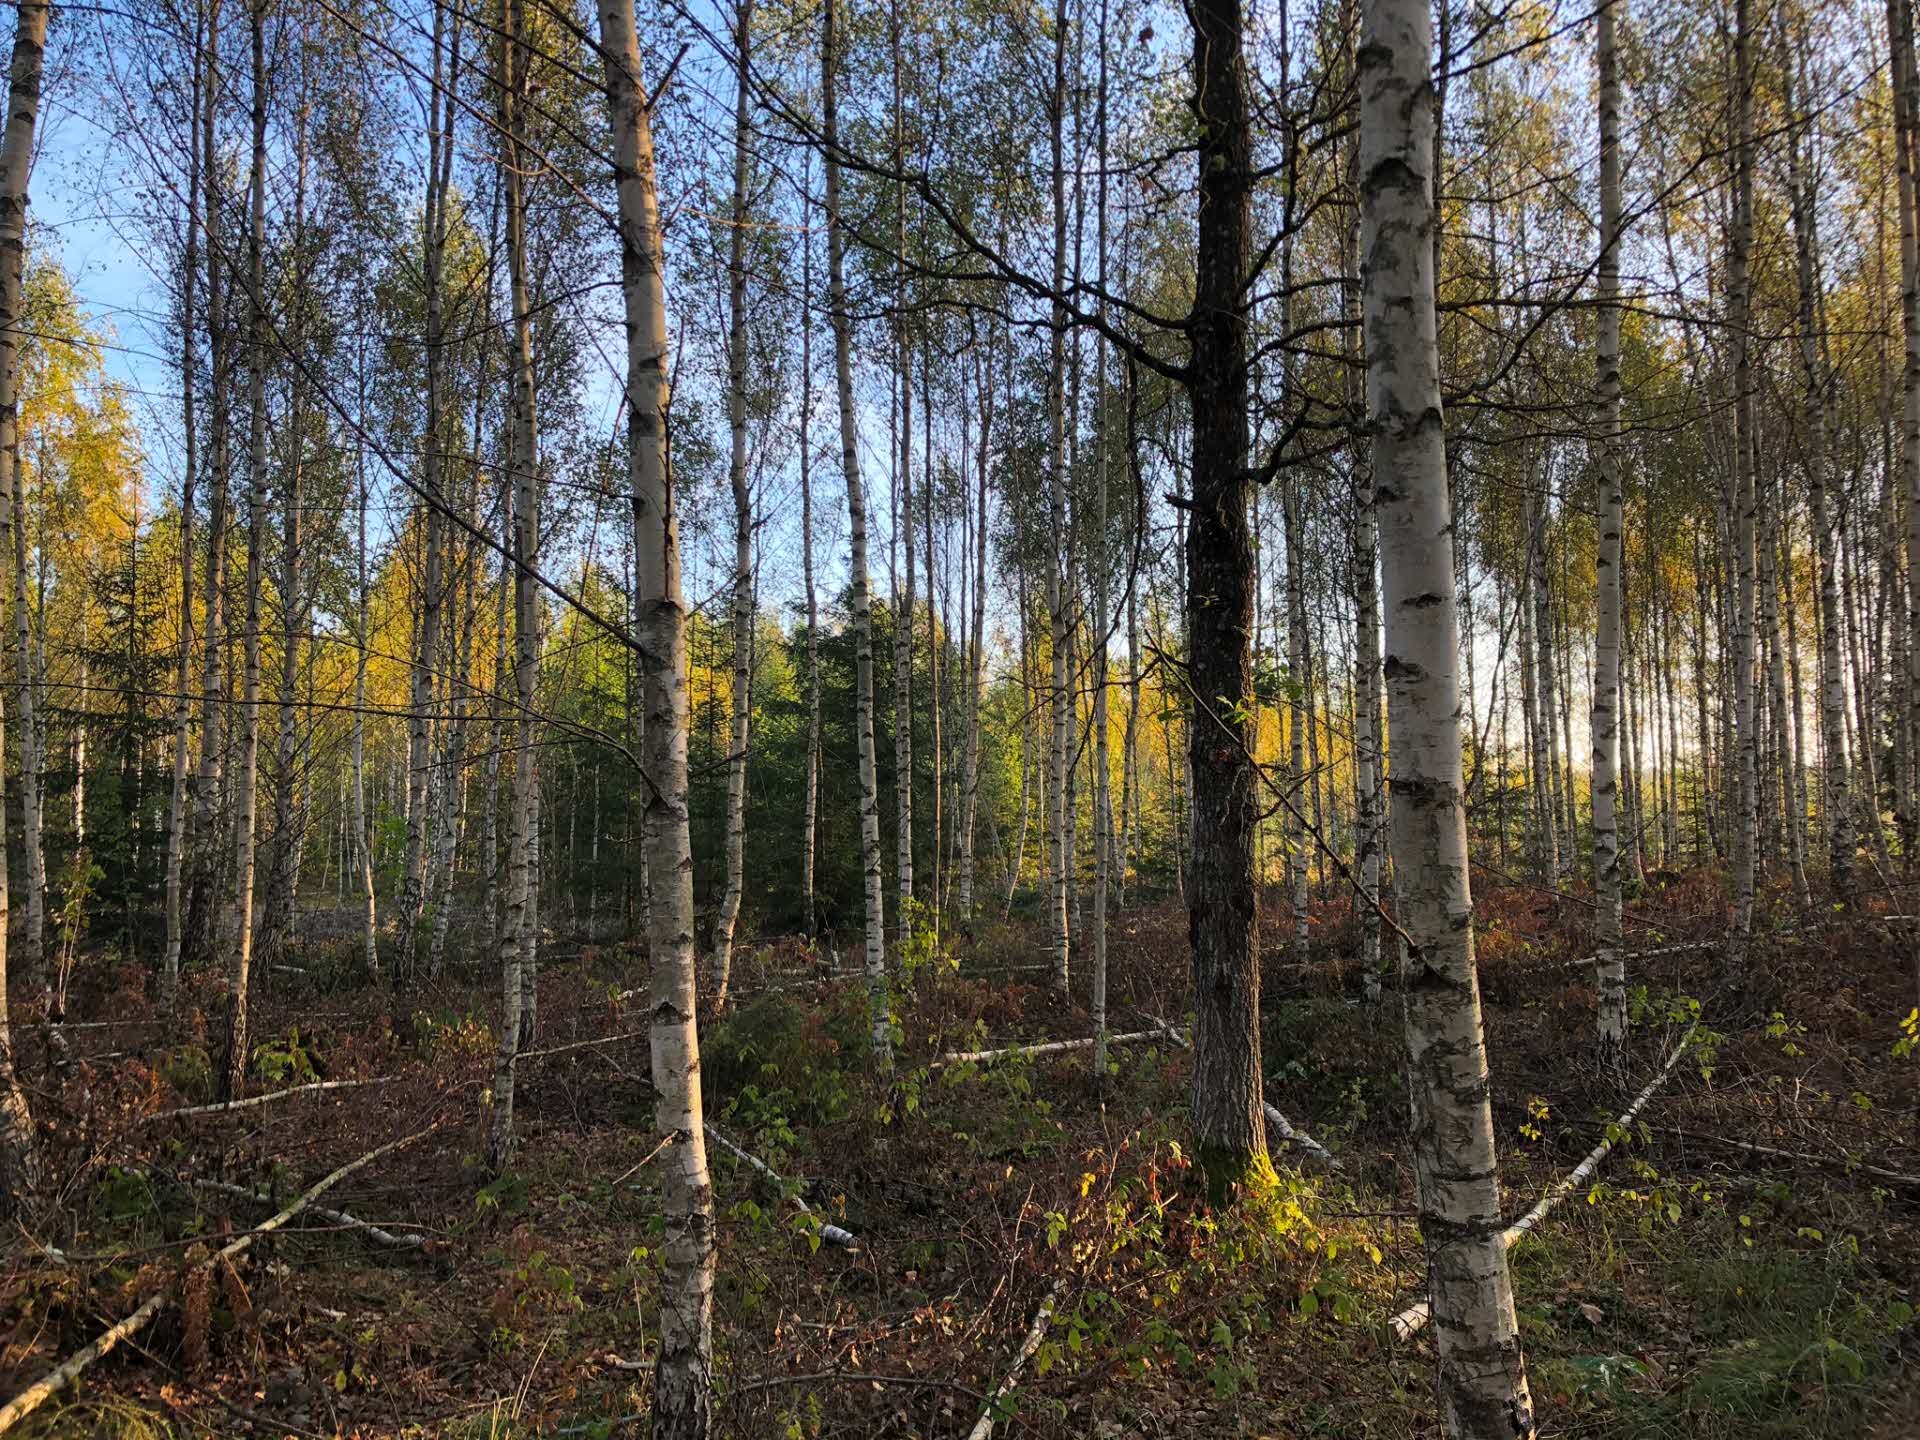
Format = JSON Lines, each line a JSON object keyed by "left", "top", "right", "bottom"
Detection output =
{"left": 0, "top": 867, "right": 1913, "bottom": 1437}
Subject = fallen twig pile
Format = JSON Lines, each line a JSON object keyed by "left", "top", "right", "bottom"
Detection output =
{"left": 0, "top": 1120, "right": 443, "bottom": 1436}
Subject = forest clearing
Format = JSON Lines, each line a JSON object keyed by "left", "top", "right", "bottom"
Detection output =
{"left": 0, "top": 0, "right": 1914, "bottom": 1431}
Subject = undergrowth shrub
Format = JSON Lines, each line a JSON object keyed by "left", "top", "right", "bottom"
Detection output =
{"left": 705, "top": 991, "right": 870, "bottom": 1133}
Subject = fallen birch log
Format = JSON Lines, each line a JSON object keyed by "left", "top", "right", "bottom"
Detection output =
{"left": 966, "top": 1275, "right": 1066, "bottom": 1440}
{"left": 1504, "top": 1021, "right": 1700, "bottom": 1244}
{"left": 507, "top": 1028, "right": 650, "bottom": 1067}
{"left": 1389, "top": 1022, "right": 1700, "bottom": 1343}
{"left": 1560, "top": 940, "right": 1719, "bottom": 970}
{"left": 0, "top": 1121, "right": 441, "bottom": 1436}
{"left": 1142, "top": 1014, "right": 1340, "bottom": 1169}
{"left": 705, "top": 1123, "right": 858, "bottom": 1249}
{"left": 146, "top": 1076, "right": 394, "bottom": 1122}
{"left": 189, "top": 1178, "right": 429, "bottom": 1251}
{"left": 1261, "top": 1102, "right": 1341, "bottom": 1169}
{"left": 932, "top": 1029, "right": 1168, "bottom": 1068}
{"left": 1646, "top": 1127, "right": 1920, "bottom": 1189}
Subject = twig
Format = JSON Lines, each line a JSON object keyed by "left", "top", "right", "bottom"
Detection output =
{"left": 0, "top": 1120, "right": 443, "bottom": 1435}
{"left": 734, "top": 1370, "right": 985, "bottom": 1398}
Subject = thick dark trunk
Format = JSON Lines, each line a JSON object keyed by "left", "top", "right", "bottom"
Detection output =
{"left": 1184, "top": 0, "right": 1265, "bottom": 1196}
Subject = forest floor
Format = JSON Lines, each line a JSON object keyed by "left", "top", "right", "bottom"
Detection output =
{"left": 2, "top": 868, "right": 1916, "bottom": 1438}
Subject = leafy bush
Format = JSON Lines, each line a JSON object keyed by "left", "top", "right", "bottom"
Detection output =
{"left": 704, "top": 992, "right": 869, "bottom": 1130}
{"left": 158, "top": 1045, "right": 212, "bottom": 1102}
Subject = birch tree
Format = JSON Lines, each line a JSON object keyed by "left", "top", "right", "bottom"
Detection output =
{"left": 1090, "top": 0, "right": 1112, "bottom": 1080}
{"left": 184, "top": 0, "right": 233, "bottom": 975}
{"left": 1785, "top": 16, "right": 1850, "bottom": 902}
{"left": 1344, "top": 178, "right": 1384, "bottom": 1004}
{"left": 710, "top": 0, "right": 754, "bottom": 1009}
{"left": 162, "top": 4, "right": 203, "bottom": 1000}
{"left": 353, "top": 361, "right": 378, "bottom": 982}
{"left": 219, "top": 0, "right": 272, "bottom": 1105}
{"left": 824, "top": 0, "right": 891, "bottom": 1069}
{"left": 487, "top": 0, "right": 541, "bottom": 1172}
{"left": 1358, "top": 0, "right": 1536, "bottom": 1427}
{"left": 0, "top": 0, "right": 47, "bottom": 1211}
{"left": 1889, "top": 0, "right": 1920, "bottom": 843}
{"left": 597, "top": 0, "right": 716, "bottom": 1428}
{"left": 1729, "top": 0, "right": 1759, "bottom": 944}
{"left": 890, "top": 2, "right": 916, "bottom": 956}
{"left": 1045, "top": 4, "right": 1072, "bottom": 996}
{"left": 1591, "top": 0, "right": 1627, "bottom": 1063}
{"left": 396, "top": 0, "right": 454, "bottom": 976}
{"left": 798, "top": 154, "right": 822, "bottom": 941}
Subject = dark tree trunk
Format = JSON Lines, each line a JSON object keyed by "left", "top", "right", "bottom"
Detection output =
{"left": 1184, "top": 0, "right": 1266, "bottom": 1196}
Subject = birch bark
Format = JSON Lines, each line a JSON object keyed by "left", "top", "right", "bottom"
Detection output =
{"left": 163, "top": 7, "right": 202, "bottom": 999}
{"left": 487, "top": 0, "right": 541, "bottom": 1170}
{"left": 1786, "top": 35, "right": 1851, "bottom": 901}
{"left": 0, "top": 0, "right": 47, "bottom": 1209}
{"left": 397, "top": 0, "right": 455, "bottom": 975}
{"left": 219, "top": 0, "right": 271, "bottom": 1104}
{"left": 1358, "top": 0, "right": 1536, "bottom": 1426}
{"left": 1045, "top": 6, "right": 1072, "bottom": 996}
{"left": 710, "top": 0, "right": 755, "bottom": 1008}
{"left": 596, "top": 1, "right": 716, "bottom": 1426}
{"left": 823, "top": 0, "right": 891, "bottom": 1068}
{"left": 1592, "top": 0, "right": 1627, "bottom": 1062}
{"left": 1730, "top": 0, "right": 1760, "bottom": 943}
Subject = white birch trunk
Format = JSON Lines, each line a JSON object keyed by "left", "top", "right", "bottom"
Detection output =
{"left": 799, "top": 155, "right": 822, "bottom": 940}
{"left": 1345, "top": 186, "right": 1385, "bottom": 1003}
{"left": 184, "top": 0, "right": 231, "bottom": 975}
{"left": 1284, "top": 482, "right": 1310, "bottom": 960}
{"left": 1591, "top": 0, "right": 1628, "bottom": 1063}
{"left": 6, "top": 385, "right": 40, "bottom": 1007}
{"left": 1527, "top": 491, "right": 1560, "bottom": 882}
{"left": 1786, "top": 30, "right": 1852, "bottom": 902}
{"left": 261, "top": 76, "right": 313, "bottom": 974}
{"left": 484, "top": 533, "right": 508, "bottom": 949}
{"left": 1358, "top": 0, "right": 1536, "bottom": 1428}
{"left": 220, "top": 0, "right": 270, "bottom": 1105}
{"left": 488, "top": 0, "right": 540, "bottom": 1172}
{"left": 888, "top": 10, "right": 915, "bottom": 954}
{"left": 163, "top": 6, "right": 202, "bottom": 1000}
{"left": 1045, "top": 11, "right": 1072, "bottom": 997}
{"left": 956, "top": 335, "right": 991, "bottom": 924}
{"left": 0, "top": 0, "right": 46, "bottom": 1209}
{"left": 354, "top": 457, "right": 378, "bottom": 982}
{"left": 824, "top": 0, "right": 891, "bottom": 1069}
{"left": 427, "top": 568, "right": 474, "bottom": 979}
{"left": 598, "top": 1, "right": 716, "bottom": 1425}
{"left": 710, "top": 0, "right": 754, "bottom": 1008}
{"left": 1889, "top": 0, "right": 1920, "bottom": 842}
{"left": 397, "top": 0, "right": 454, "bottom": 976}
{"left": 1730, "top": 0, "right": 1760, "bottom": 943}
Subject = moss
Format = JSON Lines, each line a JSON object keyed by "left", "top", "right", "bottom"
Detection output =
{"left": 1198, "top": 1141, "right": 1282, "bottom": 1208}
